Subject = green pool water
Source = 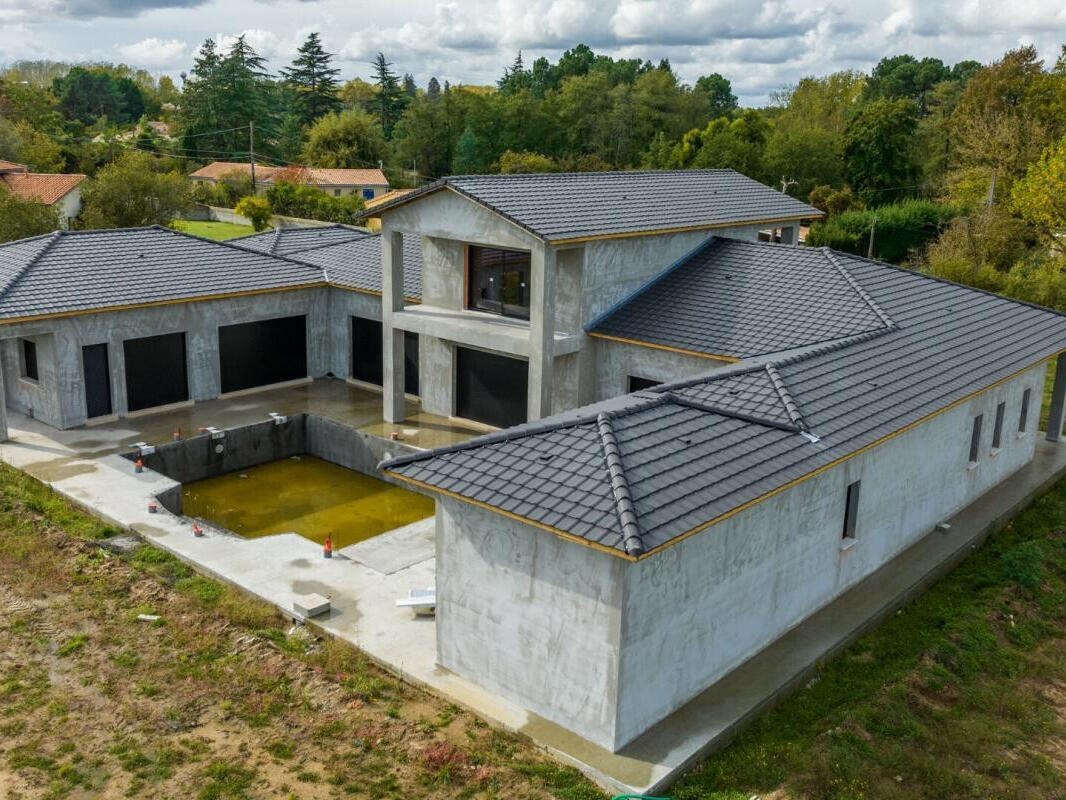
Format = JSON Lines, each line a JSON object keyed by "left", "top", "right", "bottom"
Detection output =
{"left": 182, "top": 455, "right": 434, "bottom": 549}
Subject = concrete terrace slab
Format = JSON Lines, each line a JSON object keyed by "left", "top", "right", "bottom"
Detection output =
{"left": 2, "top": 390, "right": 1065, "bottom": 796}
{"left": 339, "top": 516, "right": 435, "bottom": 574}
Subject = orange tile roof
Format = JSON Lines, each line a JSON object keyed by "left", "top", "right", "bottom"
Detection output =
{"left": 189, "top": 161, "right": 387, "bottom": 187}
{"left": 364, "top": 188, "right": 413, "bottom": 211}
{"left": 0, "top": 172, "right": 86, "bottom": 204}
{"left": 0, "top": 160, "right": 27, "bottom": 173}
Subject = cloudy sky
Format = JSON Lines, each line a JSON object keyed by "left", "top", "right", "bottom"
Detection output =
{"left": 1, "top": 0, "right": 1065, "bottom": 104}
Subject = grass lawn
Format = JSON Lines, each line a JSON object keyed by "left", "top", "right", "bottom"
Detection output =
{"left": 172, "top": 220, "right": 256, "bottom": 241}
{"left": 0, "top": 463, "right": 600, "bottom": 800}
{"left": 3, "top": 460, "right": 1066, "bottom": 799}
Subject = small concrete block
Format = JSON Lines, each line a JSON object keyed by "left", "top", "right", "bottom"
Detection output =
{"left": 293, "top": 593, "right": 330, "bottom": 618}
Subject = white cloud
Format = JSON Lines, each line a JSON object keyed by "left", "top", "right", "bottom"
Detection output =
{"left": 117, "top": 36, "right": 187, "bottom": 66}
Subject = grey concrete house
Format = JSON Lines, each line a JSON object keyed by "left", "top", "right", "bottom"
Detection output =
{"left": 365, "top": 169, "right": 823, "bottom": 430}
{"left": 383, "top": 236, "right": 1066, "bottom": 752}
{"left": 0, "top": 225, "right": 420, "bottom": 436}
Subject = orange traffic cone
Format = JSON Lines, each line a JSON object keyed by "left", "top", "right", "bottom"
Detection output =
{"left": 323, "top": 533, "right": 333, "bottom": 559}
{"left": 173, "top": 427, "right": 182, "bottom": 441}
{"left": 192, "top": 521, "right": 204, "bottom": 537}
{"left": 147, "top": 500, "right": 158, "bottom": 514}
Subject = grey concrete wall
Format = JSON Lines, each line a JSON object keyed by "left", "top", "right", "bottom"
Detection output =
{"left": 417, "top": 335, "right": 454, "bottom": 417}
{"left": 1, "top": 334, "right": 62, "bottom": 425}
{"left": 581, "top": 223, "right": 765, "bottom": 324}
{"left": 0, "top": 287, "right": 332, "bottom": 429}
{"left": 132, "top": 416, "right": 306, "bottom": 484}
{"left": 612, "top": 361, "right": 1046, "bottom": 748}
{"left": 305, "top": 414, "right": 421, "bottom": 486}
{"left": 593, "top": 338, "right": 731, "bottom": 400}
{"left": 436, "top": 496, "right": 627, "bottom": 750}
{"left": 325, "top": 288, "right": 383, "bottom": 381}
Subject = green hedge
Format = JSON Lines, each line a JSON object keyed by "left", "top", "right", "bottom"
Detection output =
{"left": 806, "top": 200, "right": 959, "bottom": 264}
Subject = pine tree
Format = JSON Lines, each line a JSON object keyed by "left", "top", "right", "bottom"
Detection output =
{"left": 281, "top": 32, "right": 342, "bottom": 127}
{"left": 452, "top": 126, "right": 481, "bottom": 173}
{"left": 372, "top": 52, "right": 407, "bottom": 138}
{"left": 402, "top": 73, "right": 417, "bottom": 98}
{"left": 497, "top": 51, "right": 531, "bottom": 94}
{"left": 427, "top": 76, "right": 441, "bottom": 100}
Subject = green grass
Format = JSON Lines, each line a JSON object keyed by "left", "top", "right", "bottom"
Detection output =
{"left": 673, "top": 478, "right": 1066, "bottom": 800}
{"left": 172, "top": 220, "right": 256, "bottom": 241}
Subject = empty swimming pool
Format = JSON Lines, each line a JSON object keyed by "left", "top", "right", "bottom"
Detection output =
{"left": 181, "top": 455, "right": 435, "bottom": 548}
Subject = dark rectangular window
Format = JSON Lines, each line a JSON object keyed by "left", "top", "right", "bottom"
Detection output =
{"left": 628, "top": 375, "right": 661, "bottom": 392}
{"left": 218, "top": 315, "right": 307, "bottom": 394}
{"left": 21, "top": 339, "right": 38, "bottom": 381}
{"left": 455, "top": 347, "right": 528, "bottom": 428}
{"left": 404, "top": 331, "right": 419, "bottom": 397}
{"left": 467, "top": 245, "right": 530, "bottom": 319}
{"left": 992, "top": 401, "right": 1006, "bottom": 449}
{"left": 969, "top": 414, "right": 983, "bottom": 463}
{"left": 842, "top": 480, "right": 860, "bottom": 541}
{"left": 1020, "top": 388, "right": 1031, "bottom": 433}
{"left": 351, "top": 316, "right": 383, "bottom": 386}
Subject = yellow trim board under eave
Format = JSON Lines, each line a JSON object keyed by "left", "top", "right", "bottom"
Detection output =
{"left": 552, "top": 215, "right": 816, "bottom": 245}
{"left": 390, "top": 351, "right": 1061, "bottom": 563}
{"left": 0, "top": 282, "right": 330, "bottom": 326}
{"left": 587, "top": 331, "right": 740, "bottom": 363}
{"left": 385, "top": 471, "right": 641, "bottom": 562}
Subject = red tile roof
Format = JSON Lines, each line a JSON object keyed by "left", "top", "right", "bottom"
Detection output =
{"left": 0, "top": 172, "right": 86, "bottom": 204}
{"left": 189, "top": 161, "right": 387, "bottom": 187}
{"left": 0, "top": 161, "right": 28, "bottom": 173}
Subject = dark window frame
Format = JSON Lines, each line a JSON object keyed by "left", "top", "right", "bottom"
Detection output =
{"left": 20, "top": 339, "right": 38, "bottom": 382}
{"left": 992, "top": 401, "right": 1006, "bottom": 450}
{"left": 842, "top": 480, "right": 861, "bottom": 541}
{"left": 1019, "top": 388, "right": 1031, "bottom": 433}
{"left": 969, "top": 414, "right": 983, "bottom": 464}
{"left": 466, "top": 245, "right": 531, "bottom": 320}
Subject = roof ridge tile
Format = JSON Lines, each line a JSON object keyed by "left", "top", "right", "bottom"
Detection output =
{"left": 596, "top": 412, "right": 644, "bottom": 556}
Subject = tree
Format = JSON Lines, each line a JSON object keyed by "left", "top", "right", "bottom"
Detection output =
{"left": 371, "top": 53, "right": 407, "bottom": 138}
{"left": 427, "top": 77, "right": 441, "bottom": 100}
{"left": 281, "top": 32, "right": 342, "bottom": 127}
{"left": 1011, "top": 135, "right": 1066, "bottom": 234}
{"left": 302, "top": 110, "right": 387, "bottom": 168}
{"left": 0, "top": 192, "right": 60, "bottom": 243}
{"left": 498, "top": 52, "right": 532, "bottom": 94}
{"left": 864, "top": 54, "right": 950, "bottom": 114}
{"left": 452, "top": 126, "right": 483, "bottom": 173}
{"left": 497, "top": 150, "right": 558, "bottom": 173}
{"left": 80, "top": 152, "right": 190, "bottom": 228}
{"left": 235, "top": 195, "right": 272, "bottom": 231}
{"left": 842, "top": 97, "right": 920, "bottom": 203}
{"left": 694, "top": 73, "right": 738, "bottom": 117}
{"left": 340, "top": 77, "right": 376, "bottom": 111}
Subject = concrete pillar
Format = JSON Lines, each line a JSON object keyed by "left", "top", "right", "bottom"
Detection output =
{"left": 381, "top": 226, "right": 406, "bottom": 423}
{"left": 527, "top": 243, "right": 556, "bottom": 421}
{"left": 779, "top": 225, "right": 797, "bottom": 245}
{"left": 0, "top": 350, "right": 8, "bottom": 442}
{"left": 1047, "top": 353, "right": 1066, "bottom": 442}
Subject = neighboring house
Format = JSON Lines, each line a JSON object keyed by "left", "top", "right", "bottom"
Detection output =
{"left": 0, "top": 161, "right": 85, "bottom": 227}
{"left": 363, "top": 169, "right": 822, "bottom": 430}
{"left": 188, "top": 161, "right": 389, "bottom": 201}
{"left": 362, "top": 188, "right": 414, "bottom": 231}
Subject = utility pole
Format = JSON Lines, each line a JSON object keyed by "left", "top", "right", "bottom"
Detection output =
{"left": 867, "top": 212, "right": 878, "bottom": 260}
{"left": 249, "top": 121, "right": 256, "bottom": 191}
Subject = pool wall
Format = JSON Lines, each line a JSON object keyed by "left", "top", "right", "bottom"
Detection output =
{"left": 125, "top": 413, "right": 424, "bottom": 515}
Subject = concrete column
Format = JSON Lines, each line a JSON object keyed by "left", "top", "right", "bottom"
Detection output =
{"left": 779, "top": 225, "right": 797, "bottom": 245}
{"left": 1047, "top": 353, "right": 1066, "bottom": 442}
{"left": 0, "top": 350, "right": 8, "bottom": 442}
{"left": 527, "top": 243, "right": 556, "bottom": 421}
{"left": 381, "top": 226, "right": 406, "bottom": 423}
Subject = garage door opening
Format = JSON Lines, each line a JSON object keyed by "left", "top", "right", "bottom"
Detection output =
{"left": 351, "top": 316, "right": 419, "bottom": 396}
{"left": 124, "top": 332, "right": 188, "bottom": 412}
{"left": 219, "top": 315, "right": 307, "bottom": 394}
{"left": 455, "top": 347, "right": 527, "bottom": 429}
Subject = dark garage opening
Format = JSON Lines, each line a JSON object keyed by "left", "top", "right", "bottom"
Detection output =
{"left": 219, "top": 315, "right": 307, "bottom": 394}
{"left": 82, "top": 343, "right": 112, "bottom": 418}
{"left": 456, "top": 347, "right": 527, "bottom": 429}
{"left": 351, "top": 316, "right": 419, "bottom": 396}
{"left": 124, "top": 332, "right": 188, "bottom": 412}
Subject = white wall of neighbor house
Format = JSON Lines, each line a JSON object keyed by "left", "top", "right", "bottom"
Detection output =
{"left": 55, "top": 188, "right": 82, "bottom": 228}
{"left": 432, "top": 361, "right": 1047, "bottom": 752}
{"left": 0, "top": 286, "right": 332, "bottom": 429}
{"left": 611, "top": 361, "right": 1046, "bottom": 749}
{"left": 435, "top": 496, "right": 627, "bottom": 751}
